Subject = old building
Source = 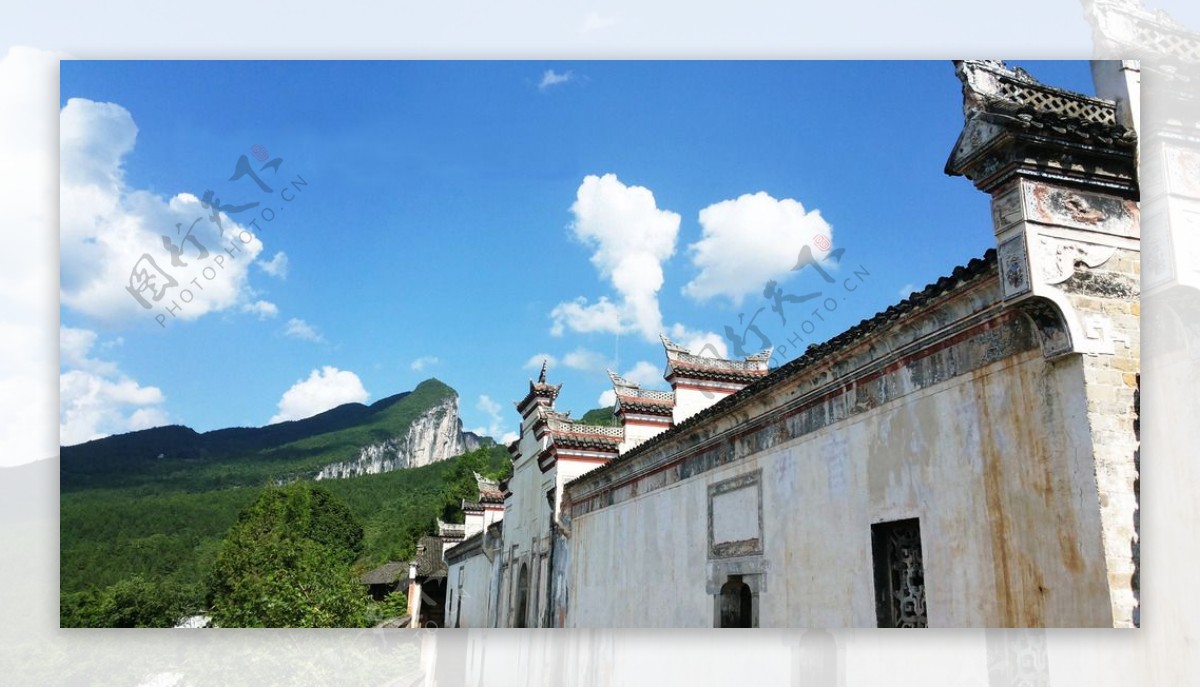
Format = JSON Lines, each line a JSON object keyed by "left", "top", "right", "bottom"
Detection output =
{"left": 444, "top": 60, "right": 1140, "bottom": 628}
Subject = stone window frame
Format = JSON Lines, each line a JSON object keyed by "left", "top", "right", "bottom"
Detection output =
{"left": 870, "top": 516, "right": 928, "bottom": 628}
{"left": 706, "top": 469, "right": 767, "bottom": 627}
{"left": 707, "top": 469, "right": 764, "bottom": 559}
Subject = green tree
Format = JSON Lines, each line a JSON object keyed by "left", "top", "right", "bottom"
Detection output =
{"left": 60, "top": 577, "right": 202, "bottom": 628}
{"left": 208, "top": 482, "right": 369, "bottom": 627}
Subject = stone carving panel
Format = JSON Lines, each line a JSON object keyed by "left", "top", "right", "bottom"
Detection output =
{"left": 992, "top": 185, "right": 1024, "bottom": 231}
{"left": 1024, "top": 182, "right": 1138, "bottom": 238}
{"left": 998, "top": 234, "right": 1031, "bottom": 299}
{"left": 1036, "top": 236, "right": 1118, "bottom": 285}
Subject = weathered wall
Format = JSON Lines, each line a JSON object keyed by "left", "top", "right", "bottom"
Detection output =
{"left": 1063, "top": 246, "right": 1141, "bottom": 626}
{"left": 564, "top": 266, "right": 1118, "bottom": 628}
{"left": 567, "top": 345, "right": 1111, "bottom": 627}
{"left": 447, "top": 546, "right": 493, "bottom": 629}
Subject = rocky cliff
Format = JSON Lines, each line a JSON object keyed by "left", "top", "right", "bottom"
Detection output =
{"left": 314, "top": 394, "right": 483, "bottom": 480}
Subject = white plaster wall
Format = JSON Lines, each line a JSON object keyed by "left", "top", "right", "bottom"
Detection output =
{"left": 448, "top": 552, "right": 494, "bottom": 628}
{"left": 568, "top": 352, "right": 1112, "bottom": 628}
{"left": 672, "top": 387, "right": 734, "bottom": 425}
{"left": 618, "top": 419, "right": 666, "bottom": 454}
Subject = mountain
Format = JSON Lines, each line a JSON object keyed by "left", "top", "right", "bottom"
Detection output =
{"left": 579, "top": 406, "right": 617, "bottom": 427}
{"left": 59, "top": 377, "right": 511, "bottom": 627}
{"left": 313, "top": 392, "right": 484, "bottom": 480}
{"left": 61, "top": 378, "right": 491, "bottom": 491}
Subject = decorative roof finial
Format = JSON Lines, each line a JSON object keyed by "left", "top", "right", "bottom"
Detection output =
{"left": 538, "top": 359, "right": 548, "bottom": 384}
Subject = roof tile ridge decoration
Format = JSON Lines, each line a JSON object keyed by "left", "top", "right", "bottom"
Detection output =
{"left": 953, "top": 60, "right": 1136, "bottom": 142}
{"left": 567, "top": 249, "right": 999, "bottom": 490}
{"left": 660, "top": 333, "right": 772, "bottom": 373}
{"left": 478, "top": 488, "right": 505, "bottom": 504}
{"left": 1082, "top": 0, "right": 1200, "bottom": 65}
{"left": 515, "top": 360, "right": 563, "bottom": 411}
{"left": 608, "top": 369, "right": 676, "bottom": 406}
{"left": 546, "top": 413, "right": 625, "bottom": 439}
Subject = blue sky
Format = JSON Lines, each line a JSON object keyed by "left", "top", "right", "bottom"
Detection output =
{"left": 58, "top": 60, "right": 1096, "bottom": 445}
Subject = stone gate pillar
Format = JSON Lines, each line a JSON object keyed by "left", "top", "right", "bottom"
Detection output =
{"left": 945, "top": 59, "right": 1141, "bottom": 627}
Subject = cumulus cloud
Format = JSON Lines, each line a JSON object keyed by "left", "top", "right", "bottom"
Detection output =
{"left": 538, "top": 69, "right": 573, "bottom": 90}
{"left": 549, "top": 296, "right": 624, "bottom": 337}
{"left": 597, "top": 389, "right": 616, "bottom": 407}
{"left": 269, "top": 366, "right": 368, "bottom": 424}
{"left": 59, "top": 326, "right": 168, "bottom": 446}
{"left": 669, "top": 323, "right": 729, "bottom": 359}
{"left": 550, "top": 174, "right": 681, "bottom": 342}
{"left": 241, "top": 300, "right": 279, "bottom": 319}
{"left": 410, "top": 356, "right": 440, "bottom": 372}
{"left": 284, "top": 318, "right": 323, "bottom": 343}
{"left": 471, "top": 394, "right": 518, "bottom": 444}
{"left": 684, "top": 191, "right": 835, "bottom": 306}
{"left": 620, "top": 360, "right": 665, "bottom": 388}
{"left": 562, "top": 347, "right": 612, "bottom": 372}
{"left": 257, "top": 251, "right": 289, "bottom": 279}
{"left": 523, "top": 353, "right": 558, "bottom": 372}
{"left": 60, "top": 98, "right": 266, "bottom": 324}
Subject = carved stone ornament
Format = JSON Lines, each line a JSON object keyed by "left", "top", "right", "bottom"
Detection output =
{"left": 1036, "top": 237, "right": 1118, "bottom": 285}
{"left": 1022, "top": 299, "right": 1074, "bottom": 359}
{"left": 998, "top": 235, "right": 1031, "bottom": 299}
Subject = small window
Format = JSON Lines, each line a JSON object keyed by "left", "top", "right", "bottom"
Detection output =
{"left": 871, "top": 518, "right": 927, "bottom": 628}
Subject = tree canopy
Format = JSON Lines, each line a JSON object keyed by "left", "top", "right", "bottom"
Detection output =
{"left": 208, "top": 482, "right": 368, "bottom": 627}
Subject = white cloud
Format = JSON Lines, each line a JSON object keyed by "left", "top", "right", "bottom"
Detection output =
{"left": 269, "top": 366, "right": 368, "bottom": 424}
{"left": 538, "top": 69, "right": 573, "bottom": 90}
{"left": 284, "top": 318, "right": 323, "bottom": 343}
{"left": 60, "top": 98, "right": 266, "bottom": 324}
{"left": 684, "top": 191, "right": 835, "bottom": 306}
{"left": 621, "top": 360, "right": 665, "bottom": 388}
{"left": 549, "top": 296, "right": 624, "bottom": 337}
{"left": 523, "top": 353, "right": 558, "bottom": 371}
{"left": 597, "top": 389, "right": 616, "bottom": 407}
{"left": 668, "top": 324, "right": 729, "bottom": 359}
{"left": 899, "top": 283, "right": 916, "bottom": 299}
{"left": 0, "top": 47, "right": 63, "bottom": 464}
{"left": 581, "top": 12, "right": 617, "bottom": 33}
{"left": 410, "top": 355, "right": 440, "bottom": 372}
{"left": 241, "top": 300, "right": 279, "bottom": 319}
{"left": 550, "top": 174, "right": 681, "bottom": 342}
{"left": 257, "top": 251, "right": 289, "bottom": 279}
{"left": 59, "top": 326, "right": 168, "bottom": 446}
{"left": 472, "top": 394, "right": 516, "bottom": 442}
{"left": 562, "top": 347, "right": 612, "bottom": 372}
